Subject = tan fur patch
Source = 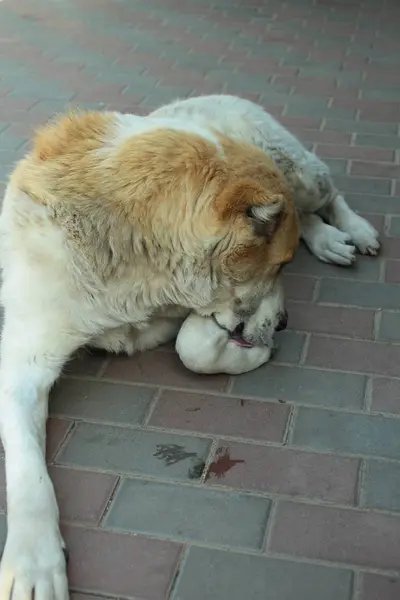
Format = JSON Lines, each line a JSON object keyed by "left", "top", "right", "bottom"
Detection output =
{"left": 9, "top": 110, "right": 299, "bottom": 288}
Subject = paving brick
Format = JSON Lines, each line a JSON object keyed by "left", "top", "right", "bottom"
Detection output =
{"left": 378, "top": 311, "right": 400, "bottom": 342}
{"left": 105, "top": 478, "right": 270, "bottom": 549}
{"left": 389, "top": 216, "right": 400, "bottom": 237}
{"left": 205, "top": 442, "right": 359, "bottom": 504}
{"left": 316, "top": 143, "right": 394, "bottom": 162}
{"left": 57, "top": 422, "right": 211, "bottom": 481}
{"left": 355, "top": 134, "right": 400, "bottom": 149}
{"left": 283, "top": 273, "right": 316, "bottom": 301}
{"left": 149, "top": 391, "right": 289, "bottom": 442}
{"left": 306, "top": 336, "right": 400, "bottom": 377}
{"left": 50, "top": 379, "right": 155, "bottom": 425}
{"left": 293, "top": 407, "right": 400, "bottom": 460}
{"left": 324, "top": 119, "right": 398, "bottom": 135}
{"left": 318, "top": 279, "right": 400, "bottom": 309}
{"left": 359, "top": 574, "right": 400, "bottom": 600}
{"left": 351, "top": 161, "right": 400, "bottom": 179}
{"left": 371, "top": 377, "right": 400, "bottom": 415}
{"left": 0, "top": 461, "right": 5, "bottom": 512}
{"left": 287, "top": 246, "right": 380, "bottom": 281}
{"left": 334, "top": 175, "right": 392, "bottom": 196}
{"left": 295, "top": 129, "right": 352, "bottom": 145}
{"left": 102, "top": 350, "right": 230, "bottom": 392}
{"left": 385, "top": 238, "right": 400, "bottom": 260}
{"left": 172, "top": 546, "right": 353, "bottom": 600}
{"left": 271, "top": 330, "right": 305, "bottom": 364}
{"left": 279, "top": 115, "right": 322, "bottom": 131}
{"left": 287, "top": 302, "right": 374, "bottom": 338}
{"left": 71, "top": 594, "right": 113, "bottom": 600}
{"left": 63, "top": 350, "right": 107, "bottom": 377}
{"left": 269, "top": 501, "right": 400, "bottom": 570}
{"left": 63, "top": 525, "right": 181, "bottom": 600}
{"left": 233, "top": 364, "right": 366, "bottom": 409}
{"left": 323, "top": 158, "right": 348, "bottom": 176}
{"left": 359, "top": 107, "right": 400, "bottom": 123}
{"left": 362, "top": 460, "right": 400, "bottom": 512}
{"left": 47, "top": 417, "right": 73, "bottom": 461}
{"left": 285, "top": 105, "right": 357, "bottom": 120}
{"left": 385, "top": 259, "right": 400, "bottom": 283}
{"left": 49, "top": 466, "right": 117, "bottom": 524}
{"left": 346, "top": 193, "right": 400, "bottom": 215}
{"left": 0, "top": 513, "right": 6, "bottom": 547}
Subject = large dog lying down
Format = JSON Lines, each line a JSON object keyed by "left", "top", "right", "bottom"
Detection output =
{"left": 0, "top": 94, "right": 378, "bottom": 600}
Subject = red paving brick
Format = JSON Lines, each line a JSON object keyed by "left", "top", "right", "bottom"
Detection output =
{"left": 149, "top": 391, "right": 290, "bottom": 442}
{"left": 269, "top": 501, "right": 400, "bottom": 571}
{"left": 0, "top": 0, "right": 400, "bottom": 598}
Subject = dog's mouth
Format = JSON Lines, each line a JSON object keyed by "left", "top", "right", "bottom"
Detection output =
{"left": 229, "top": 332, "right": 254, "bottom": 348}
{"left": 211, "top": 314, "right": 255, "bottom": 348}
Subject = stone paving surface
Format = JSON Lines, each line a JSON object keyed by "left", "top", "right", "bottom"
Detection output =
{"left": 1, "top": 0, "right": 400, "bottom": 598}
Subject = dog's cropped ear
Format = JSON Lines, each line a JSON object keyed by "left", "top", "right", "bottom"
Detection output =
{"left": 215, "top": 179, "right": 286, "bottom": 238}
{"left": 246, "top": 195, "right": 286, "bottom": 239}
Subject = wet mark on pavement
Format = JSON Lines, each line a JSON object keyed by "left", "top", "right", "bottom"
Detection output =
{"left": 206, "top": 446, "right": 245, "bottom": 481}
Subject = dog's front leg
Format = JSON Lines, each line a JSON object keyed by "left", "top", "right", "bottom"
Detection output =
{"left": 0, "top": 311, "right": 85, "bottom": 600}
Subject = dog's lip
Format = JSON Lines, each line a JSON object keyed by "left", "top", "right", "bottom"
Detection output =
{"left": 211, "top": 313, "right": 255, "bottom": 348}
{"left": 229, "top": 335, "right": 254, "bottom": 348}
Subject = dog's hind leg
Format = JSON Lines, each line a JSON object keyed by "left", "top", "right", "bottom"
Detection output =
{"left": 0, "top": 303, "right": 87, "bottom": 600}
{"left": 318, "top": 193, "right": 380, "bottom": 256}
{"left": 299, "top": 212, "right": 357, "bottom": 266}
{"left": 89, "top": 318, "right": 183, "bottom": 355}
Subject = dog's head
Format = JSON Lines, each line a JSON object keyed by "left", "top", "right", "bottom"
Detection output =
{"left": 193, "top": 138, "right": 300, "bottom": 349}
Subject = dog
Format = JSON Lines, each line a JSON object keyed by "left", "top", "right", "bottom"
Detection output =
{"left": 0, "top": 107, "right": 299, "bottom": 600}
{"left": 151, "top": 94, "right": 380, "bottom": 374}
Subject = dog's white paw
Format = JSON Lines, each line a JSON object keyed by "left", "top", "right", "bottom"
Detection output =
{"left": 308, "top": 223, "right": 356, "bottom": 266}
{"left": 0, "top": 519, "right": 68, "bottom": 600}
{"left": 342, "top": 214, "right": 380, "bottom": 256}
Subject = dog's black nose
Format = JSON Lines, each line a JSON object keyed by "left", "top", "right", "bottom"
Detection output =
{"left": 275, "top": 310, "right": 288, "bottom": 332}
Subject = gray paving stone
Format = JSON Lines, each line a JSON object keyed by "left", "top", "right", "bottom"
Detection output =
{"left": 0, "top": 513, "right": 6, "bottom": 547}
{"left": 232, "top": 365, "right": 366, "bottom": 409}
{"left": 50, "top": 380, "right": 155, "bottom": 425}
{"left": 362, "top": 89, "right": 400, "bottom": 101}
{"left": 0, "top": 133, "right": 27, "bottom": 151}
{"left": 172, "top": 546, "right": 353, "bottom": 600}
{"left": 270, "top": 92, "right": 329, "bottom": 108}
{"left": 298, "top": 67, "right": 344, "bottom": 78}
{"left": 285, "top": 106, "right": 357, "bottom": 120}
{"left": 363, "top": 461, "right": 400, "bottom": 512}
{"left": 272, "top": 330, "right": 306, "bottom": 364}
{"left": 378, "top": 311, "right": 400, "bottom": 342}
{"left": 293, "top": 408, "right": 400, "bottom": 459}
{"left": 355, "top": 134, "right": 400, "bottom": 149}
{"left": 334, "top": 175, "right": 392, "bottom": 196}
{"left": 105, "top": 478, "right": 270, "bottom": 549}
{"left": 345, "top": 193, "right": 400, "bottom": 215}
{"left": 325, "top": 119, "right": 398, "bottom": 135}
{"left": 287, "top": 246, "right": 380, "bottom": 281}
{"left": 324, "top": 158, "right": 348, "bottom": 175}
{"left": 57, "top": 422, "right": 212, "bottom": 481}
{"left": 389, "top": 216, "right": 400, "bottom": 236}
{"left": 318, "top": 280, "right": 400, "bottom": 309}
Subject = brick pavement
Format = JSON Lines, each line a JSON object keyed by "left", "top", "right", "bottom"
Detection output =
{"left": 0, "top": 0, "right": 400, "bottom": 598}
